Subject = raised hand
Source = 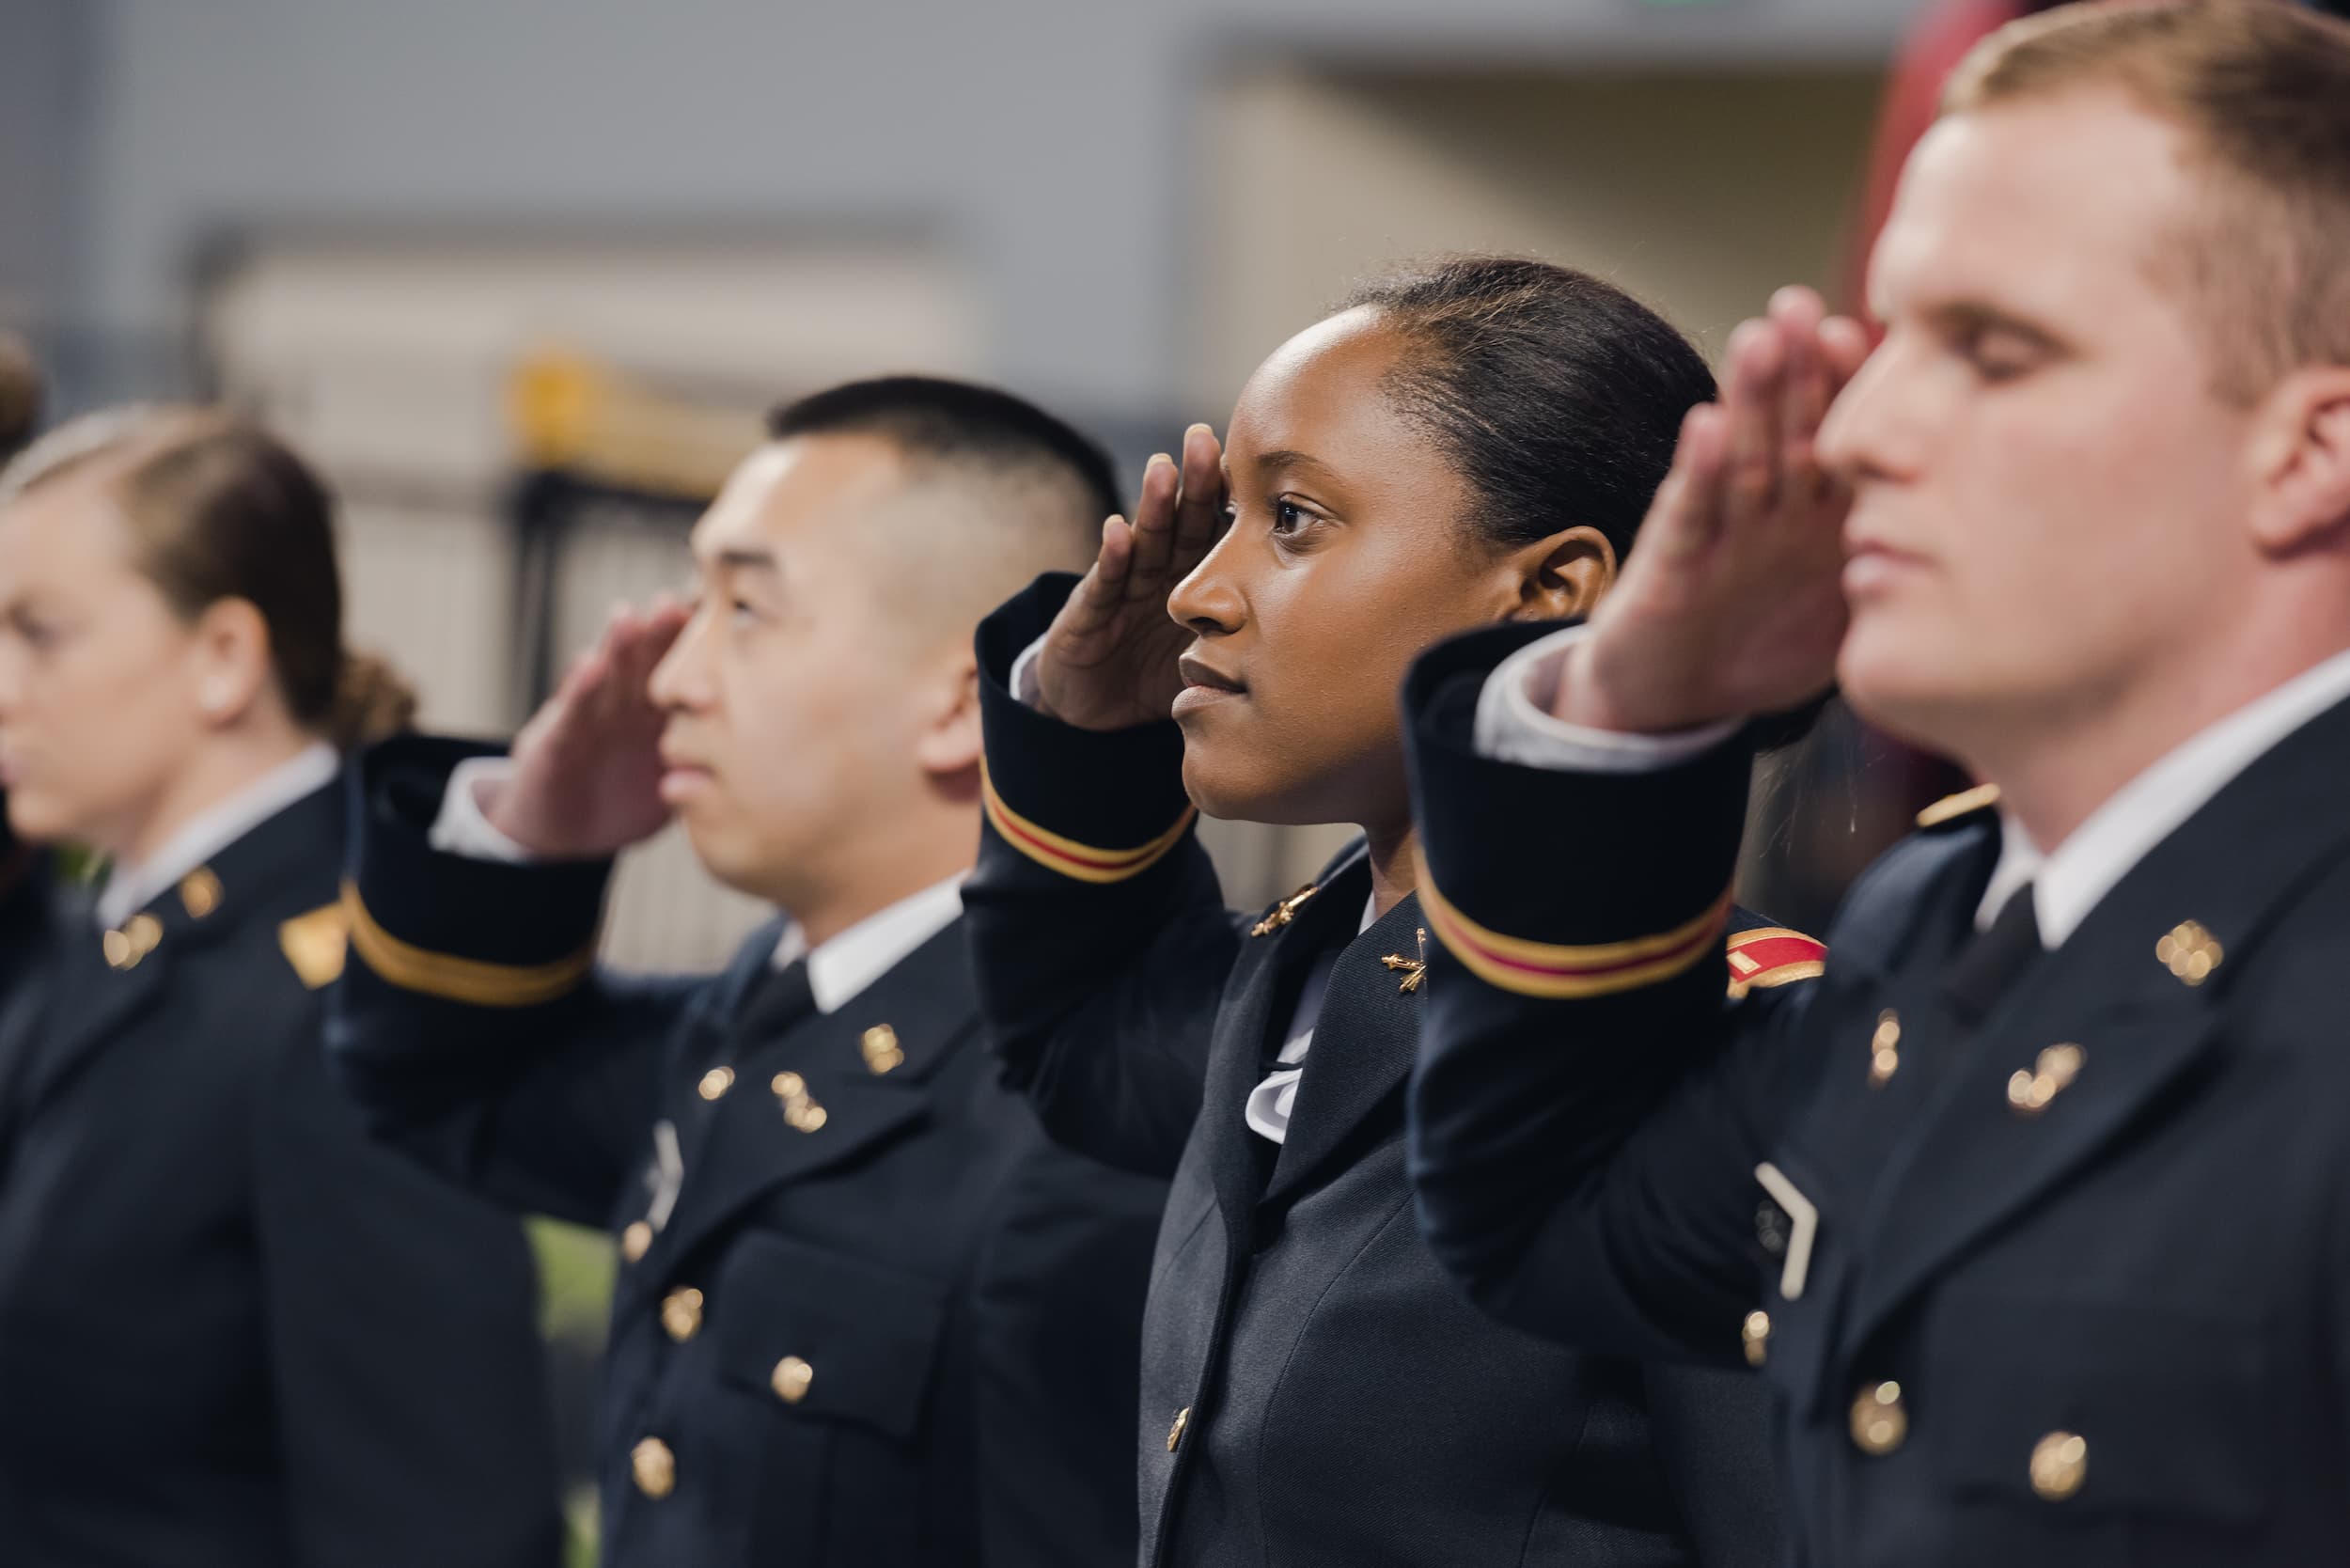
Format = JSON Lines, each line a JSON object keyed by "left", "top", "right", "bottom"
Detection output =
{"left": 478, "top": 596, "right": 692, "bottom": 858}
{"left": 1554, "top": 287, "right": 1872, "bottom": 734}
{"left": 1034, "top": 423, "right": 1230, "bottom": 731}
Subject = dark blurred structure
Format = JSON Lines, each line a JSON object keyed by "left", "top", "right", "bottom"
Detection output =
{"left": 0, "top": 333, "right": 40, "bottom": 457}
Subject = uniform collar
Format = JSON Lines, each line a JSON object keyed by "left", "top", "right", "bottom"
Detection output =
{"left": 770, "top": 873, "right": 965, "bottom": 1014}
{"left": 1979, "top": 644, "right": 2350, "bottom": 947}
{"left": 96, "top": 742, "right": 341, "bottom": 931}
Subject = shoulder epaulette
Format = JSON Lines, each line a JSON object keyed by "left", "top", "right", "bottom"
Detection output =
{"left": 278, "top": 902, "right": 351, "bottom": 990}
{"left": 1726, "top": 926, "right": 1826, "bottom": 998}
{"left": 1915, "top": 782, "right": 2001, "bottom": 831}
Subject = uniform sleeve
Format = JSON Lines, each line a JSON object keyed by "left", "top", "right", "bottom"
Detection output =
{"left": 966, "top": 1134, "right": 1166, "bottom": 1567}
{"left": 253, "top": 1031, "right": 561, "bottom": 1568}
{"left": 325, "top": 733, "right": 697, "bottom": 1226}
{"left": 959, "top": 574, "right": 1244, "bottom": 1179}
{"left": 1402, "top": 622, "right": 1823, "bottom": 1366}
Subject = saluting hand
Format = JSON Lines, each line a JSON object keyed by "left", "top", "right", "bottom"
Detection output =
{"left": 1034, "top": 424, "right": 1230, "bottom": 731}
{"left": 1554, "top": 287, "right": 1872, "bottom": 735}
{"left": 478, "top": 597, "right": 693, "bottom": 858}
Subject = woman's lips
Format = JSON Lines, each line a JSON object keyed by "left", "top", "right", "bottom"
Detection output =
{"left": 1172, "top": 655, "right": 1246, "bottom": 719}
{"left": 1842, "top": 539, "right": 1931, "bottom": 599}
{"left": 657, "top": 760, "right": 715, "bottom": 805}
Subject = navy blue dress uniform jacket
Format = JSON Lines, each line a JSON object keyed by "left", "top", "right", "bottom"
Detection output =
{"left": 1403, "top": 621, "right": 2350, "bottom": 1566}
{"left": 0, "top": 776, "right": 560, "bottom": 1568}
{"left": 0, "top": 808, "right": 40, "bottom": 1002}
{"left": 964, "top": 576, "right": 1788, "bottom": 1568}
{"left": 324, "top": 733, "right": 1167, "bottom": 1568}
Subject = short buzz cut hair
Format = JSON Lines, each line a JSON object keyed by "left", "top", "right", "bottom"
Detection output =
{"left": 767, "top": 375, "right": 1120, "bottom": 526}
{"left": 1943, "top": 0, "right": 2350, "bottom": 405}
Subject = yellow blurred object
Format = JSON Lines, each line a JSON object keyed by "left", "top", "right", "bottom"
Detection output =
{"left": 508, "top": 347, "right": 763, "bottom": 500}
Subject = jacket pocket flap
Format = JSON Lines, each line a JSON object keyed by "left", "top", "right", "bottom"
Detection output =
{"left": 714, "top": 1232, "right": 949, "bottom": 1442}
{"left": 1928, "top": 1294, "right": 2271, "bottom": 1522}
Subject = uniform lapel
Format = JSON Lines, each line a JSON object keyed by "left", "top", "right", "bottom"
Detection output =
{"left": 1197, "top": 852, "right": 1373, "bottom": 1249}
{"left": 620, "top": 923, "right": 973, "bottom": 1310}
{"left": 1262, "top": 891, "right": 1425, "bottom": 1207}
{"left": 5, "top": 927, "right": 171, "bottom": 1131}
{"left": 1843, "top": 693, "right": 2350, "bottom": 1348}
{"left": 8, "top": 783, "right": 343, "bottom": 1131}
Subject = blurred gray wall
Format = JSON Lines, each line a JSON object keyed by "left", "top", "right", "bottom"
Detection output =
{"left": 11, "top": 0, "right": 1921, "bottom": 421}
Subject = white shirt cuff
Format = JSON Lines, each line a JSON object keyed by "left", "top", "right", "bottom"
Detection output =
{"left": 427, "top": 757, "right": 541, "bottom": 863}
{"left": 1009, "top": 632, "right": 1050, "bottom": 710}
{"left": 1473, "top": 625, "right": 1743, "bottom": 773}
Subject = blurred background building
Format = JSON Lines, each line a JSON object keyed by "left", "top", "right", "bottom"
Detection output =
{"left": 0, "top": 0, "right": 2040, "bottom": 1549}
{"left": 1, "top": 0, "right": 1955, "bottom": 963}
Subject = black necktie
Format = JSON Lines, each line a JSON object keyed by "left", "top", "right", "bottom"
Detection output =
{"left": 1944, "top": 886, "right": 2043, "bottom": 1027}
{"left": 732, "top": 958, "right": 817, "bottom": 1051}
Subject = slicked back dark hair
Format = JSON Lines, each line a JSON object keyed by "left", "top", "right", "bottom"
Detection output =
{"left": 767, "top": 375, "right": 1120, "bottom": 525}
{"left": 1341, "top": 257, "right": 1716, "bottom": 565}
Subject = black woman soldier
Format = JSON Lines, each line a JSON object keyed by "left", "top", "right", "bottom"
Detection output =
{"left": 325, "top": 378, "right": 1167, "bottom": 1568}
{"left": 1402, "top": 5, "right": 2350, "bottom": 1565}
{"left": 964, "top": 257, "right": 1804, "bottom": 1568}
{"left": 0, "top": 409, "right": 560, "bottom": 1566}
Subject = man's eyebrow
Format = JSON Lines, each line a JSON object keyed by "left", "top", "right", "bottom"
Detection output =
{"left": 710, "top": 547, "right": 779, "bottom": 573}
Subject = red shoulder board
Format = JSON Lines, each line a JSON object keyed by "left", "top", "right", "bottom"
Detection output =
{"left": 1725, "top": 926, "right": 1826, "bottom": 998}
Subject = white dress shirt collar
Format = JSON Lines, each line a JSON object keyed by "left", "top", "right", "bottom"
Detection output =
{"left": 1243, "top": 892, "right": 1380, "bottom": 1145}
{"left": 1980, "top": 644, "right": 2350, "bottom": 946}
{"left": 96, "top": 742, "right": 341, "bottom": 930}
{"left": 772, "top": 874, "right": 966, "bottom": 1014}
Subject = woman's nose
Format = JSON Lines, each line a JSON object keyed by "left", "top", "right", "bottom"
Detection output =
{"left": 1167, "top": 534, "right": 1246, "bottom": 637}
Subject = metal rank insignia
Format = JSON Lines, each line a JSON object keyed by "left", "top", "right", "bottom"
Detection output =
{"left": 1382, "top": 928, "right": 1430, "bottom": 994}
{"left": 1251, "top": 883, "right": 1320, "bottom": 938}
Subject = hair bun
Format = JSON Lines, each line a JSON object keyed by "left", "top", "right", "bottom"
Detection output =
{"left": 326, "top": 649, "right": 420, "bottom": 751}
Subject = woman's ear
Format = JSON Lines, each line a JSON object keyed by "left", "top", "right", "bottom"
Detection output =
{"left": 1503, "top": 525, "right": 1619, "bottom": 622}
{"left": 2248, "top": 367, "right": 2350, "bottom": 556}
{"left": 190, "top": 596, "right": 274, "bottom": 729}
{"left": 913, "top": 648, "right": 985, "bottom": 788}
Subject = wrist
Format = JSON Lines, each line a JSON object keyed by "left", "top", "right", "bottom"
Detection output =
{"left": 474, "top": 776, "right": 548, "bottom": 855}
{"left": 1551, "top": 641, "right": 1655, "bottom": 734}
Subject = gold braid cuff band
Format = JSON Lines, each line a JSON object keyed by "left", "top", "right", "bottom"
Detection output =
{"left": 1418, "top": 864, "right": 1735, "bottom": 1001}
{"left": 980, "top": 763, "right": 1197, "bottom": 886}
{"left": 342, "top": 880, "right": 598, "bottom": 1009}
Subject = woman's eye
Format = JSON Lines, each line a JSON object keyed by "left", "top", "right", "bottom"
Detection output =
{"left": 1270, "top": 499, "right": 1310, "bottom": 536}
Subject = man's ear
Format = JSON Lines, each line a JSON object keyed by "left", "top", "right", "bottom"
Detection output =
{"left": 913, "top": 647, "right": 984, "bottom": 787}
{"left": 1501, "top": 525, "right": 1619, "bottom": 622}
{"left": 2249, "top": 367, "right": 2350, "bottom": 555}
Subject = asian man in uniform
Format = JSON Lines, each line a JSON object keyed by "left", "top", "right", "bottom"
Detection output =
{"left": 327, "top": 378, "right": 1167, "bottom": 1567}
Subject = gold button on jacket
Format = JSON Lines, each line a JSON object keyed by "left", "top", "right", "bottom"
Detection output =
{"left": 697, "top": 1066, "right": 735, "bottom": 1102}
{"left": 1741, "top": 1310, "right": 1771, "bottom": 1368}
{"left": 620, "top": 1220, "right": 653, "bottom": 1264}
{"left": 772, "top": 1355, "right": 814, "bottom": 1404}
{"left": 631, "top": 1436, "right": 676, "bottom": 1498}
{"left": 661, "top": 1286, "right": 704, "bottom": 1342}
{"left": 2029, "top": 1431, "right": 2088, "bottom": 1500}
{"left": 1849, "top": 1382, "right": 1907, "bottom": 1455}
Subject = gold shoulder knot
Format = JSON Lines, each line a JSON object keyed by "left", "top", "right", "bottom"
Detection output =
{"left": 278, "top": 902, "right": 352, "bottom": 990}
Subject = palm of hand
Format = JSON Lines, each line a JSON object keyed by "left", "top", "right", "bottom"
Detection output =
{"left": 1034, "top": 425, "right": 1230, "bottom": 733}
